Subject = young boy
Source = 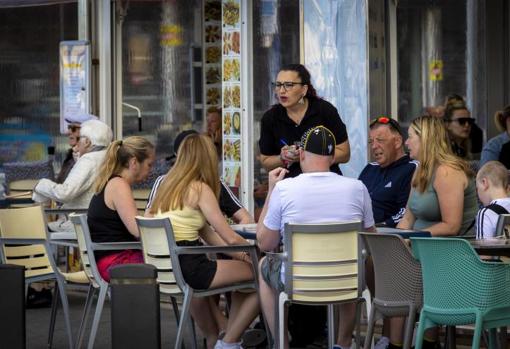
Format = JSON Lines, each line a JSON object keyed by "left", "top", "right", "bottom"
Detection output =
{"left": 475, "top": 161, "right": 510, "bottom": 239}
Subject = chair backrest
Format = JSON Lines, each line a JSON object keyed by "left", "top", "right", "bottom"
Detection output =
{"left": 133, "top": 189, "right": 151, "bottom": 214}
{"left": 359, "top": 232, "right": 422, "bottom": 307}
{"left": 282, "top": 221, "right": 362, "bottom": 303}
{"left": 69, "top": 213, "right": 105, "bottom": 288}
{"left": 495, "top": 214, "right": 510, "bottom": 238}
{"left": 0, "top": 205, "right": 54, "bottom": 278}
{"left": 135, "top": 216, "right": 182, "bottom": 295}
{"left": 411, "top": 237, "right": 510, "bottom": 311}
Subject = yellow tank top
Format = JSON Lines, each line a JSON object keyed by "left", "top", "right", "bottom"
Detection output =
{"left": 156, "top": 206, "right": 206, "bottom": 241}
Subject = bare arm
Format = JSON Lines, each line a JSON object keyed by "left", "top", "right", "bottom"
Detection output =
{"left": 232, "top": 207, "right": 254, "bottom": 224}
{"left": 333, "top": 139, "right": 350, "bottom": 164}
{"left": 260, "top": 145, "right": 300, "bottom": 171}
{"left": 105, "top": 178, "right": 140, "bottom": 238}
{"left": 425, "top": 165, "right": 467, "bottom": 236}
{"left": 396, "top": 203, "right": 416, "bottom": 230}
{"left": 256, "top": 167, "right": 288, "bottom": 251}
{"left": 197, "top": 183, "right": 247, "bottom": 245}
{"left": 259, "top": 154, "right": 285, "bottom": 172}
{"left": 199, "top": 224, "right": 228, "bottom": 246}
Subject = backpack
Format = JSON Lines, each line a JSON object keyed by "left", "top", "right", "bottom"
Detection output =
{"left": 486, "top": 203, "right": 509, "bottom": 215}
{"left": 462, "top": 203, "right": 509, "bottom": 236}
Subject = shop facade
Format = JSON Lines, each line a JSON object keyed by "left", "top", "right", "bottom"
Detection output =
{"left": 1, "top": 0, "right": 509, "bottom": 213}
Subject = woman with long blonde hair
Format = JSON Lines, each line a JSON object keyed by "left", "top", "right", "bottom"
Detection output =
{"left": 150, "top": 133, "right": 259, "bottom": 349}
{"left": 393, "top": 115, "right": 478, "bottom": 348}
{"left": 397, "top": 115, "right": 478, "bottom": 236}
{"left": 88, "top": 136, "right": 155, "bottom": 282}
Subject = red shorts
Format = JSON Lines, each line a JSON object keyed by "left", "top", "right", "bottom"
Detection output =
{"left": 97, "top": 250, "right": 144, "bottom": 282}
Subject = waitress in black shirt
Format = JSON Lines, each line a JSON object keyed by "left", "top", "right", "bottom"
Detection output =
{"left": 258, "top": 64, "right": 350, "bottom": 178}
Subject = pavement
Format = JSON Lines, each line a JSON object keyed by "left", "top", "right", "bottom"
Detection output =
{"left": 26, "top": 288, "right": 191, "bottom": 349}
{"left": 25, "top": 288, "right": 488, "bottom": 349}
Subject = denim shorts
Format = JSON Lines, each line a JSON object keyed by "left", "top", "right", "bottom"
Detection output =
{"left": 260, "top": 256, "right": 284, "bottom": 292}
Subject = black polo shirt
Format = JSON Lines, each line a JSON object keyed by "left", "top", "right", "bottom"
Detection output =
{"left": 259, "top": 97, "right": 348, "bottom": 178}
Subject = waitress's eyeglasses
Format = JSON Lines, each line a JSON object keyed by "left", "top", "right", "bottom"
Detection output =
{"left": 271, "top": 81, "right": 305, "bottom": 92}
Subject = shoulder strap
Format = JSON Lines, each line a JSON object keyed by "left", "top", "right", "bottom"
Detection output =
{"left": 486, "top": 203, "right": 509, "bottom": 215}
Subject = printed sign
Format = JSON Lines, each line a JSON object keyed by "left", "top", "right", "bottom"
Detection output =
{"left": 59, "top": 41, "right": 90, "bottom": 133}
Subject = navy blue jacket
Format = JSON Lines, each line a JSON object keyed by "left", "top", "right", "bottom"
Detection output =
{"left": 358, "top": 155, "right": 418, "bottom": 227}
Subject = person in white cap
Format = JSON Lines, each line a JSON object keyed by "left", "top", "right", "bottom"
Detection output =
{"left": 32, "top": 119, "right": 113, "bottom": 232}
{"left": 56, "top": 113, "right": 98, "bottom": 183}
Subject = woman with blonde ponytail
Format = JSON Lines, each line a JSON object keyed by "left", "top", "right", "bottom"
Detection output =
{"left": 480, "top": 105, "right": 510, "bottom": 168}
{"left": 397, "top": 115, "right": 478, "bottom": 236}
{"left": 88, "top": 136, "right": 155, "bottom": 281}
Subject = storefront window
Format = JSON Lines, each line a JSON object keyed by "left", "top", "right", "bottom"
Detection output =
{"left": 251, "top": 0, "right": 300, "bottom": 217}
{"left": 0, "top": 4, "right": 77, "bottom": 167}
{"left": 397, "top": 0, "right": 467, "bottom": 123}
{"left": 121, "top": 1, "right": 203, "bottom": 158}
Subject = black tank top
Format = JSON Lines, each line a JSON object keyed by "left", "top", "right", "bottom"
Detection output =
{"left": 87, "top": 177, "right": 136, "bottom": 259}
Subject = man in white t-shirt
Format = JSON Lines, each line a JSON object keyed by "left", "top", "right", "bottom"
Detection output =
{"left": 256, "top": 125, "right": 375, "bottom": 349}
{"left": 475, "top": 161, "right": 510, "bottom": 238}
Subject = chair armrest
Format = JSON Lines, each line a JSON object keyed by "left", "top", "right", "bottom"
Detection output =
{"left": 45, "top": 208, "right": 88, "bottom": 214}
{"left": 90, "top": 241, "right": 142, "bottom": 250}
{"left": 175, "top": 244, "right": 257, "bottom": 256}
{"left": 0, "top": 237, "right": 47, "bottom": 245}
{"left": 264, "top": 251, "right": 286, "bottom": 262}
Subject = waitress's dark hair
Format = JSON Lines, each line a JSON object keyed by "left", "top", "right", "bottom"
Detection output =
{"left": 280, "top": 64, "right": 318, "bottom": 98}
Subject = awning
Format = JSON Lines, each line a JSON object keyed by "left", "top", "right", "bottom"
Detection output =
{"left": 0, "top": 0, "right": 76, "bottom": 8}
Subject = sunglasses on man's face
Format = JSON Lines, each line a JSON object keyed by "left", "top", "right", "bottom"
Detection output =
{"left": 449, "top": 117, "right": 474, "bottom": 126}
{"left": 370, "top": 116, "right": 403, "bottom": 136}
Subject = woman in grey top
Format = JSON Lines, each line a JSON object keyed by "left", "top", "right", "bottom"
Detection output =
{"left": 398, "top": 114, "right": 478, "bottom": 235}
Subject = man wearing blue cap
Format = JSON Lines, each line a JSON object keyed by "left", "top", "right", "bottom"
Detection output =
{"left": 257, "top": 125, "right": 375, "bottom": 349}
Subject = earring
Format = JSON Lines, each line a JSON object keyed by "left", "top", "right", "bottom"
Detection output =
{"left": 298, "top": 95, "right": 305, "bottom": 104}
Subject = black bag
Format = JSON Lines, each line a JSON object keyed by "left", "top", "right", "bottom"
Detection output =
{"left": 0, "top": 264, "right": 25, "bottom": 349}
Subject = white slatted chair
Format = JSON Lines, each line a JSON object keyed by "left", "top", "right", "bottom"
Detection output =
{"left": 271, "top": 222, "right": 366, "bottom": 349}
{"left": 135, "top": 216, "right": 187, "bottom": 329}
{"left": 69, "top": 213, "right": 141, "bottom": 349}
{"left": 0, "top": 204, "right": 74, "bottom": 349}
{"left": 135, "top": 216, "right": 263, "bottom": 349}
{"left": 133, "top": 188, "right": 151, "bottom": 214}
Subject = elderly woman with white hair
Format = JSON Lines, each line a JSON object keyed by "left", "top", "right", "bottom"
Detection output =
{"left": 33, "top": 119, "right": 113, "bottom": 232}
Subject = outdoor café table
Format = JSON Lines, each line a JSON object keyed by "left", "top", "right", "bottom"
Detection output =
{"left": 230, "top": 223, "right": 257, "bottom": 240}
{"left": 468, "top": 237, "right": 510, "bottom": 257}
{"left": 230, "top": 224, "right": 433, "bottom": 241}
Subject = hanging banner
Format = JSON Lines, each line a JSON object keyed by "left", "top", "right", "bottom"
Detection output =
{"left": 59, "top": 40, "right": 91, "bottom": 133}
{"left": 221, "top": 0, "right": 242, "bottom": 189}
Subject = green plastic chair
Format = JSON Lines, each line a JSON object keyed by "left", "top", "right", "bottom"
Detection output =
{"left": 411, "top": 237, "right": 510, "bottom": 349}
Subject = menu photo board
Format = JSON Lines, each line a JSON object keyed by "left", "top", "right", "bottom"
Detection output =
{"left": 221, "top": 0, "right": 242, "bottom": 189}
{"left": 59, "top": 41, "right": 91, "bottom": 134}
